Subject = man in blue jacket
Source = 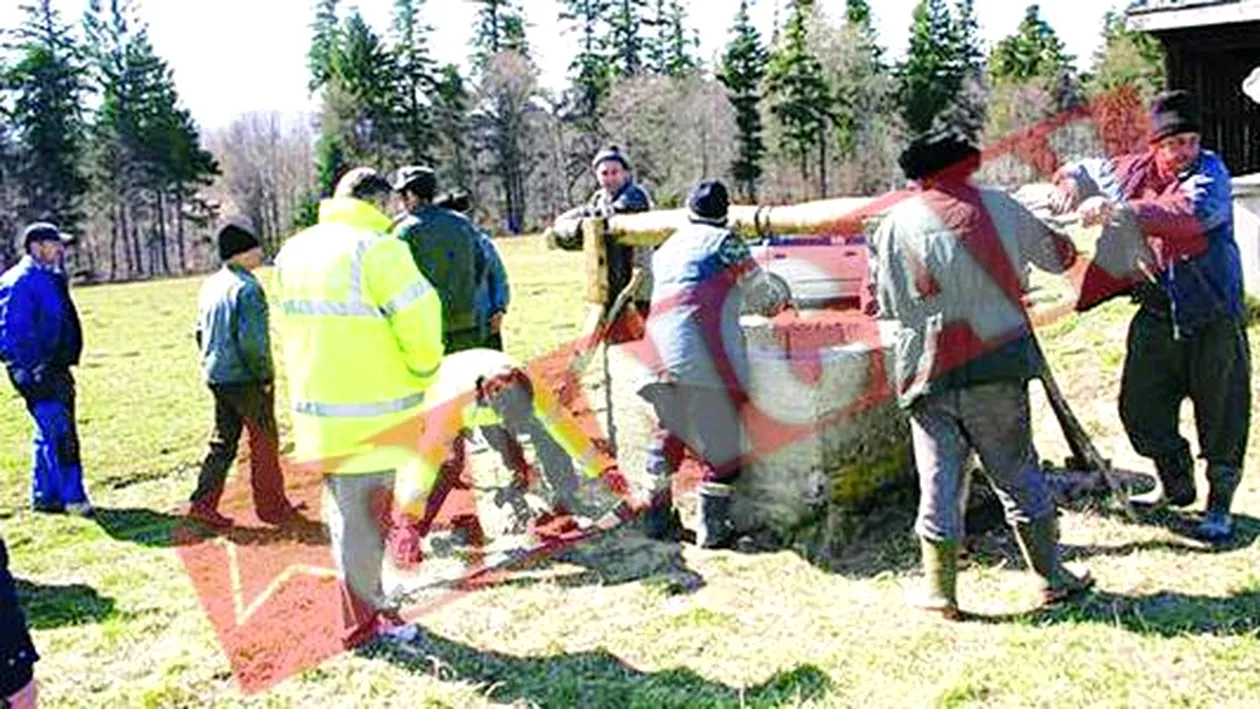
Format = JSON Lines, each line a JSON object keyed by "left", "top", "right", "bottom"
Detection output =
{"left": 435, "top": 191, "right": 511, "bottom": 351}
{"left": 189, "top": 222, "right": 300, "bottom": 528}
{"left": 1051, "top": 90, "right": 1251, "bottom": 541}
{"left": 0, "top": 222, "right": 91, "bottom": 516}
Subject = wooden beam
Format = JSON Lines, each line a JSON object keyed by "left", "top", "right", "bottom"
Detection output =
{"left": 583, "top": 216, "right": 609, "bottom": 305}
{"left": 605, "top": 196, "right": 884, "bottom": 248}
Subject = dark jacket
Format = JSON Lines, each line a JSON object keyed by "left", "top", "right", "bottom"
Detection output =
{"left": 473, "top": 230, "right": 510, "bottom": 340}
{"left": 1064, "top": 149, "right": 1242, "bottom": 338}
{"left": 394, "top": 205, "right": 482, "bottom": 335}
{"left": 0, "top": 534, "right": 39, "bottom": 696}
{"left": 582, "top": 180, "right": 652, "bottom": 217}
{"left": 0, "top": 256, "right": 82, "bottom": 394}
{"left": 196, "top": 264, "right": 274, "bottom": 385}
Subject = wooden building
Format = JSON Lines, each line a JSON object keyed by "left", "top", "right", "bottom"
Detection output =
{"left": 1128, "top": 0, "right": 1260, "bottom": 175}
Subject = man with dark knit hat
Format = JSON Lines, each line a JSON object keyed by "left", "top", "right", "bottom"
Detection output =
{"left": 0, "top": 222, "right": 91, "bottom": 516}
{"left": 392, "top": 165, "right": 484, "bottom": 354}
{"left": 189, "top": 220, "right": 299, "bottom": 528}
{"left": 873, "top": 128, "right": 1090, "bottom": 619}
{"left": 635, "top": 179, "right": 763, "bottom": 549}
{"left": 1051, "top": 89, "right": 1250, "bottom": 542}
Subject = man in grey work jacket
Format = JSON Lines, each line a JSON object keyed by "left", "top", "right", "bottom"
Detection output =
{"left": 873, "top": 129, "right": 1092, "bottom": 619}
{"left": 189, "top": 222, "right": 300, "bottom": 528}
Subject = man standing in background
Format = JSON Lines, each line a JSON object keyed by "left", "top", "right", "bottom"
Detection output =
{"left": 556, "top": 145, "right": 655, "bottom": 323}
{"left": 435, "top": 191, "right": 511, "bottom": 351}
{"left": 393, "top": 166, "right": 484, "bottom": 354}
{"left": 0, "top": 223, "right": 91, "bottom": 517}
{"left": 189, "top": 221, "right": 301, "bottom": 528}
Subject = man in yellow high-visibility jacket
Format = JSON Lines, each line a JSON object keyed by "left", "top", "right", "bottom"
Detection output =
{"left": 273, "top": 167, "right": 444, "bottom": 648}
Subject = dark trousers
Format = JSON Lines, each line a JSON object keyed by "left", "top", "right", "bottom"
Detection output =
{"left": 1119, "top": 308, "right": 1252, "bottom": 469}
{"left": 640, "top": 383, "right": 743, "bottom": 490}
{"left": 482, "top": 331, "right": 504, "bottom": 352}
{"left": 16, "top": 367, "right": 88, "bottom": 509}
{"left": 191, "top": 382, "right": 290, "bottom": 517}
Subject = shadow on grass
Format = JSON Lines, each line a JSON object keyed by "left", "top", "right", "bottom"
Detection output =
{"left": 483, "top": 529, "right": 708, "bottom": 595}
{"left": 15, "top": 577, "right": 117, "bottom": 629}
{"left": 366, "top": 626, "right": 833, "bottom": 708}
{"left": 93, "top": 506, "right": 328, "bottom": 549}
{"left": 967, "top": 588, "right": 1260, "bottom": 637}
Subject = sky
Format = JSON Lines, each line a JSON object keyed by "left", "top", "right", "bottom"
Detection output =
{"left": 2, "top": 0, "right": 1131, "bottom": 132}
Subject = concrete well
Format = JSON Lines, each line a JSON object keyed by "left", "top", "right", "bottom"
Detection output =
{"left": 601, "top": 312, "right": 913, "bottom": 561}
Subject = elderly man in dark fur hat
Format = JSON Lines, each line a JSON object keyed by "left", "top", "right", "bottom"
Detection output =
{"left": 1051, "top": 90, "right": 1251, "bottom": 542}
{"left": 871, "top": 128, "right": 1092, "bottom": 619}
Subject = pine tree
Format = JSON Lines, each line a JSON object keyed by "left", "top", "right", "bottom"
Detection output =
{"left": 765, "top": 0, "right": 833, "bottom": 196}
{"left": 331, "top": 11, "right": 400, "bottom": 165}
{"left": 5, "top": 0, "right": 89, "bottom": 231}
{"left": 989, "top": 4, "right": 1073, "bottom": 83}
{"left": 718, "top": 0, "right": 768, "bottom": 200}
{"left": 307, "top": 0, "right": 341, "bottom": 93}
{"left": 895, "top": 0, "right": 984, "bottom": 138}
{"left": 469, "top": 0, "right": 530, "bottom": 68}
{"left": 845, "top": 0, "right": 882, "bottom": 64}
{"left": 560, "top": 0, "right": 611, "bottom": 119}
{"left": 432, "top": 63, "right": 473, "bottom": 195}
{"left": 658, "top": 0, "right": 699, "bottom": 77}
{"left": 1087, "top": 9, "right": 1164, "bottom": 99}
{"left": 390, "top": 0, "right": 438, "bottom": 163}
{"left": 605, "top": 0, "right": 651, "bottom": 77}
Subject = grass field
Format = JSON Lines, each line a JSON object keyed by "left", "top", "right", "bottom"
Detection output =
{"left": 3, "top": 234, "right": 1260, "bottom": 707}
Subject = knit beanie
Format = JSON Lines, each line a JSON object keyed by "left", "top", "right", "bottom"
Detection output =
{"left": 217, "top": 223, "right": 260, "bottom": 261}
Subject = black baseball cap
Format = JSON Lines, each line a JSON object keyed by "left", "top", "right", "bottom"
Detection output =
{"left": 23, "top": 222, "right": 75, "bottom": 248}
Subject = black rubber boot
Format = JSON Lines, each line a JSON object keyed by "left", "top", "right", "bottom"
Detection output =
{"left": 696, "top": 482, "right": 735, "bottom": 549}
{"left": 1012, "top": 516, "right": 1094, "bottom": 606}
{"left": 1131, "top": 449, "right": 1196, "bottom": 508}
{"left": 1196, "top": 465, "right": 1241, "bottom": 542}
{"left": 642, "top": 487, "right": 683, "bottom": 542}
{"left": 909, "top": 537, "right": 961, "bottom": 620}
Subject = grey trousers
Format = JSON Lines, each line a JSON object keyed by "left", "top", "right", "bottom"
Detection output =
{"left": 910, "top": 381, "right": 1054, "bottom": 542}
{"left": 323, "top": 472, "right": 396, "bottom": 619}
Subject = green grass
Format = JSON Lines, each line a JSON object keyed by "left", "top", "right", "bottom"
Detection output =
{"left": 4, "top": 234, "right": 1260, "bottom": 707}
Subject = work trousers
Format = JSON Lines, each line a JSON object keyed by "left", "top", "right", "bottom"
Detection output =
{"left": 20, "top": 368, "right": 88, "bottom": 510}
{"left": 911, "top": 381, "right": 1054, "bottom": 542}
{"left": 640, "top": 383, "right": 743, "bottom": 490}
{"left": 323, "top": 471, "right": 397, "bottom": 635}
{"left": 1119, "top": 308, "right": 1251, "bottom": 470}
{"left": 191, "top": 382, "right": 290, "bottom": 518}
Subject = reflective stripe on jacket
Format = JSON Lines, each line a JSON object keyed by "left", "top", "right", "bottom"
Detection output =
{"left": 274, "top": 197, "right": 444, "bottom": 475}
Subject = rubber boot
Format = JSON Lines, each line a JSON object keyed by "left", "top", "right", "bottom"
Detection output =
{"left": 642, "top": 487, "right": 683, "bottom": 542}
{"left": 1012, "top": 516, "right": 1094, "bottom": 606}
{"left": 1131, "top": 449, "right": 1196, "bottom": 508}
{"left": 697, "top": 482, "right": 736, "bottom": 549}
{"left": 1196, "top": 464, "right": 1241, "bottom": 542}
{"left": 909, "top": 537, "right": 961, "bottom": 620}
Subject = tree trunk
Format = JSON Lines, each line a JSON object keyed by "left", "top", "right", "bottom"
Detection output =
{"left": 817, "top": 126, "right": 828, "bottom": 199}
{"left": 109, "top": 203, "right": 120, "bottom": 280}
{"left": 130, "top": 203, "right": 143, "bottom": 278}
{"left": 156, "top": 190, "right": 170, "bottom": 275}
{"left": 175, "top": 189, "right": 187, "bottom": 272}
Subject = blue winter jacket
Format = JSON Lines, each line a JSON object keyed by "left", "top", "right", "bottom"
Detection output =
{"left": 0, "top": 256, "right": 83, "bottom": 375}
{"left": 195, "top": 263, "right": 274, "bottom": 385}
{"left": 473, "top": 231, "right": 510, "bottom": 341}
{"left": 1064, "top": 149, "right": 1242, "bottom": 338}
